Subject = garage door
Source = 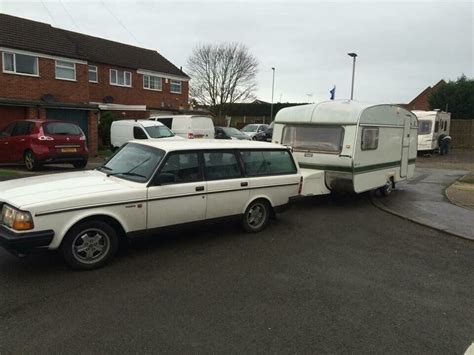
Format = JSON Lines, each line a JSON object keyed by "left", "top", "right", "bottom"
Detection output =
{"left": 0, "top": 106, "right": 27, "bottom": 130}
{"left": 46, "top": 109, "right": 89, "bottom": 140}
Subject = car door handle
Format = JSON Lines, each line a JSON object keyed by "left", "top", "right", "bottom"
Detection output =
{"left": 241, "top": 182, "right": 248, "bottom": 187}
{"left": 20, "top": 139, "right": 25, "bottom": 142}
{"left": 195, "top": 186, "right": 205, "bottom": 191}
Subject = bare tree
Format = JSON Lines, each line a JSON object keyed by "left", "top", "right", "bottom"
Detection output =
{"left": 186, "top": 43, "right": 258, "bottom": 111}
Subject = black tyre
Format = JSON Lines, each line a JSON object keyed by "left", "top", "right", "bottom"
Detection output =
{"left": 73, "top": 160, "right": 88, "bottom": 169}
{"left": 24, "top": 150, "right": 40, "bottom": 171}
{"left": 378, "top": 179, "right": 394, "bottom": 197}
{"left": 242, "top": 199, "right": 271, "bottom": 233}
{"left": 61, "top": 220, "right": 119, "bottom": 270}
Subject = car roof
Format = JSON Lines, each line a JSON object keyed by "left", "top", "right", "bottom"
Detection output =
{"left": 131, "top": 139, "right": 287, "bottom": 152}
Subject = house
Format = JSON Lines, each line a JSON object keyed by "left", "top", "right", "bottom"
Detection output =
{"left": 405, "top": 79, "right": 446, "bottom": 111}
{"left": 0, "top": 14, "right": 190, "bottom": 155}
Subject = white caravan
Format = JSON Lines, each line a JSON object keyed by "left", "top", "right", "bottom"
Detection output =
{"left": 149, "top": 115, "right": 214, "bottom": 139}
{"left": 412, "top": 110, "right": 451, "bottom": 152}
{"left": 273, "top": 100, "right": 418, "bottom": 196}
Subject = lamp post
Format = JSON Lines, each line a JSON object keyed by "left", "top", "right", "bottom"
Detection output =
{"left": 347, "top": 52, "right": 357, "bottom": 100}
{"left": 270, "top": 67, "right": 275, "bottom": 122}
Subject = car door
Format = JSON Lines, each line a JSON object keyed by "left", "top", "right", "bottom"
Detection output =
{"left": 0, "top": 122, "right": 17, "bottom": 163}
{"left": 203, "top": 150, "right": 250, "bottom": 219}
{"left": 147, "top": 151, "right": 207, "bottom": 229}
{"left": 11, "top": 121, "right": 34, "bottom": 162}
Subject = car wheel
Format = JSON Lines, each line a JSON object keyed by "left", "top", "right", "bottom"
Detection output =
{"left": 252, "top": 136, "right": 257, "bottom": 141}
{"left": 24, "top": 150, "right": 40, "bottom": 171}
{"left": 61, "top": 220, "right": 119, "bottom": 270}
{"left": 73, "top": 160, "right": 88, "bottom": 169}
{"left": 378, "top": 179, "right": 394, "bottom": 197}
{"left": 242, "top": 199, "right": 271, "bottom": 233}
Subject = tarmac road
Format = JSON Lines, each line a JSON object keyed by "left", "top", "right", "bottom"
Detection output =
{"left": 0, "top": 193, "right": 473, "bottom": 354}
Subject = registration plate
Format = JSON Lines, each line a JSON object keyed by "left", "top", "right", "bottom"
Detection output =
{"left": 61, "top": 148, "right": 77, "bottom": 153}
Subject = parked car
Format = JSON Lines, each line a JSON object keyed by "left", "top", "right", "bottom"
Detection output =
{"left": 254, "top": 121, "right": 274, "bottom": 142}
{"left": 149, "top": 115, "right": 214, "bottom": 139}
{"left": 240, "top": 123, "right": 268, "bottom": 140}
{"left": 0, "top": 140, "right": 301, "bottom": 270}
{"left": 0, "top": 120, "right": 88, "bottom": 171}
{"left": 110, "top": 119, "right": 181, "bottom": 150}
{"left": 215, "top": 126, "right": 251, "bottom": 140}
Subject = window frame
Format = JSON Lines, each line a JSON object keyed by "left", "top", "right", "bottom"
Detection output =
{"left": 109, "top": 69, "right": 132, "bottom": 87}
{"left": 55, "top": 60, "right": 76, "bottom": 81}
{"left": 170, "top": 80, "right": 182, "bottom": 94}
{"left": 88, "top": 65, "right": 98, "bottom": 83}
{"left": 2, "top": 51, "right": 39, "bottom": 77}
{"left": 203, "top": 150, "right": 244, "bottom": 181}
{"left": 143, "top": 74, "right": 163, "bottom": 91}
{"left": 361, "top": 127, "right": 379, "bottom": 151}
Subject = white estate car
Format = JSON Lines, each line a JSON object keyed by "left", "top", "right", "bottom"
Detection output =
{"left": 0, "top": 140, "right": 301, "bottom": 270}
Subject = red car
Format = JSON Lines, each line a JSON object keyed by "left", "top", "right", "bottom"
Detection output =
{"left": 0, "top": 120, "right": 88, "bottom": 171}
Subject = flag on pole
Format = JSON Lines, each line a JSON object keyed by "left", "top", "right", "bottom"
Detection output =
{"left": 329, "top": 85, "right": 336, "bottom": 100}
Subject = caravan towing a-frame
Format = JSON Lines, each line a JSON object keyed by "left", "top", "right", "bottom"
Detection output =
{"left": 273, "top": 100, "right": 418, "bottom": 196}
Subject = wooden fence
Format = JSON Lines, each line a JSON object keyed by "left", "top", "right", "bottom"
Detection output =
{"left": 451, "top": 119, "right": 474, "bottom": 147}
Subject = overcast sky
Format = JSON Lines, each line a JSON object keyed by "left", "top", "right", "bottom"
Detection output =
{"left": 1, "top": 0, "right": 472, "bottom": 104}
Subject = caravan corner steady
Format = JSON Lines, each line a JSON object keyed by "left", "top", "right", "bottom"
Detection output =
{"left": 273, "top": 100, "right": 418, "bottom": 196}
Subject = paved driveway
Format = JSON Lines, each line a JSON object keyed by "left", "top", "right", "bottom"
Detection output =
{"left": 0, "top": 194, "right": 473, "bottom": 353}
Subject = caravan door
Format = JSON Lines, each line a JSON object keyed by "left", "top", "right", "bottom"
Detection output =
{"left": 400, "top": 116, "right": 411, "bottom": 178}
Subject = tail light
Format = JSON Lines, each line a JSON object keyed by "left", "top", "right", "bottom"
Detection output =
{"left": 298, "top": 176, "right": 303, "bottom": 195}
{"left": 38, "top": 126, "right": 54, "bottom": 141}
{"left": 187, "top": 133, "right": 194, "bottom": 139}
{"left": 79, "top": 135, "right": 86, "bottom": 141}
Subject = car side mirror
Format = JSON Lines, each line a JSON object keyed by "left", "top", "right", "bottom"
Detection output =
{"left": 155, "top": 172, "right": 175, "bottom": 185}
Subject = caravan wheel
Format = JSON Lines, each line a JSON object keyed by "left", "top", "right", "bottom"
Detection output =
{"left": 378, "top": 180, "right": 394, "bottom": 197}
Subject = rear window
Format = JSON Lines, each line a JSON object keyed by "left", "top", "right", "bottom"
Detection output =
{"left": 240, "top": 150, "right": 297, "bottom": 177}
{"left": 282, "top": 125, "right": 343, "bottom": 153}
{"left": 44, "top": 122, "right": 81, "bottom": 135}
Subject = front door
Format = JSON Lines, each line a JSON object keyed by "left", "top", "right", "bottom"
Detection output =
{"left": 147, "top": 151, "right": 207, "bottom": 229}
{"left": 0, "top": 122, "right": 17, "bottom": 163}
{"left": 400, "top": 116, "right": 410, "bottom": 178}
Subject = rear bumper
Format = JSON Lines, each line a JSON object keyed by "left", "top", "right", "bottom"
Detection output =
{"left": 0, "top": 225, "right": 54, "bottom": 255}
{"left": 38, "top": 154, "right": 88, "bottom": 164}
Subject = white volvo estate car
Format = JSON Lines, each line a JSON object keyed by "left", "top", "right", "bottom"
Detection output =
{"left": 0, "top": 140, "right": 301, "bottom": 270}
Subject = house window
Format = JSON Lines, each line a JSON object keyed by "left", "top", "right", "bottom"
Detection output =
{"left": 88, "top": 65, "right": 98, "bottom": 83}
{"left": 143, "top": 74, "right": 162, "bottom": 91}
{"left": 170, "top": 80, "right": 182, "bottom": 94}
{"left": 361, "top": 127, "right": 379, "bottom": 151}
{"left": 55, "top": 60, "right": 76, "bottom": 81}
{"left": 2, "top": 52, "right": 38, "bottom": 76}
{"left": 110, "top": 69, "right": 132, "bottom": 87}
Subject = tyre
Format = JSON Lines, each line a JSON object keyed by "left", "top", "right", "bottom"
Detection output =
{"left": 24, "top": 150, "right": 40, "bottom": 171}
{"left": 242, "top": 199, "right": 271, "bottom": 233}
{"left": 73, "top": 160, "right": 88, "bottom": 169}
{"left": 378, "top": 179, "right": 394, "bottom": 197}
{"left": 61, "top": 220, "right": 119, "bottom": 270}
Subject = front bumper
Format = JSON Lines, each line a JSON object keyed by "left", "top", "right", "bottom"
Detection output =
{"left": 0, "top": 225, "right": 54, "bottom": 255}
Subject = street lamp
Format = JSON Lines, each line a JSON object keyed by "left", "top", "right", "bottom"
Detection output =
{"left": 270, "top": 67, "right": 275, "bottom": 121}
{"left": 347, "top": 52, "right": 357, "bottom": 100}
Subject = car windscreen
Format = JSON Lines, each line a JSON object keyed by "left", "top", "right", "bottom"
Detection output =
{"left": 144, "top": 125, "right": 175, "bottom": 138}
{"left": 99, "top": 143, "right": 165, "bottom": 183}
{"left": 418, "top": 120, "right": 432, "bottom": 135}
{"left": 282, "top": 125, "right": 344, "bottom": 153}
{"left": 241, "top": 124, "right": 259, "bottom": 132}
{"left": 44, "top": 122, "right": 82, "bottom": 135}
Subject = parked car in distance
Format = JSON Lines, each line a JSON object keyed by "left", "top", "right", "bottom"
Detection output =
{"left": 110, "top": 119, "right": 181, "bottom": 150}
{"left": 0, "top": 140, "right": 301, "bottom": 270}
{"left": 254, "top": 121, "right": 274, "bottom": 142}
{"left": 215, "top": 126, "right": 251, "bottom": 140}
{"left": 149, "top": 115, "right": 214, "bottom": 139}
{"left": 0, "top": 120, "right": 88, "bottom": 171}
{"left": 241, "top": 123, "right": 269, "bottom": 140}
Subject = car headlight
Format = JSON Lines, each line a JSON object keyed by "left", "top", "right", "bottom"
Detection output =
{"left": 1, "top": 204, "right": 34, "bottom": 231}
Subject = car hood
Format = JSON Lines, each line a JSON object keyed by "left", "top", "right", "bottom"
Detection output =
{"left": 0, "top": 170, "right": 137, "bottom": 210}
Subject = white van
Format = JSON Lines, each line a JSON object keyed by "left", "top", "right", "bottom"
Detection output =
{"left": 149, "top": 115, "right": 214, "bottom": 139}
{"left": 413, "top": 110, "right": 451, "bottom": 152}
{"left": 110, "top": 120, "right": 182, "bottom": 150}
{"left": 0, "top": 140, "right": 301, "bottom": 270}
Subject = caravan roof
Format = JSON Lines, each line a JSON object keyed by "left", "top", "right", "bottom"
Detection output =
{"left": 275, "top": 100, "right": 417, "bottom": 127}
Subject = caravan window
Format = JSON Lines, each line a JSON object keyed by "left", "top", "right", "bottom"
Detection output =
{"left": 418, "top": 120, "right": 432, "bottom": 135}
{"left": 361, "top": 127, "right": 379, "bottom": 151}
{"left": 434, "top": 121, "right": 439, "bottom": 133}
{"left": 281, "top": 125, "right": 343, "bottom": 154}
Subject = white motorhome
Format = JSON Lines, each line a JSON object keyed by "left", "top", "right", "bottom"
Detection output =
{"left": 273, "top": 100, "right": 418, "bottom": 196}
{"left": 412, "top": 110, "right": 451, "bottom": 152}
{"left": 149, "top": 115, "right": 214, "bottom": 139}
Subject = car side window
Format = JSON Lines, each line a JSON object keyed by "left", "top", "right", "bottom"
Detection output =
{"left": 1, "top": 123, "right": 16, "bottom": 137}
{"left": 204, "top": 151, "right": 242, "bottom": 180}
{"left": 240, "top": 150, "right": 297, "bottom": 176}
{"left": 12, "top": 121, "right": 30, "bottom": 136}
{"left": 133, "top": 126, "right": 148, "bottom": 139}
{"left": 155, "top": 152, "right": 201, "bottom": 185}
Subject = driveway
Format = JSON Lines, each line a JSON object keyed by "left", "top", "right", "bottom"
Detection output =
{"left": 0, "top": 194, "right": 473, "bottom": 353}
